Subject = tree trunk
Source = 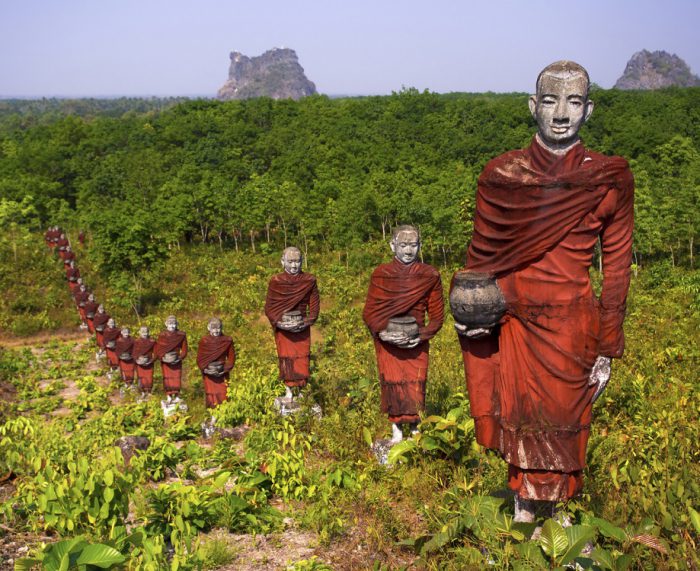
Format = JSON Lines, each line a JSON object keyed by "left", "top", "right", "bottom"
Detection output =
{"left": 689, "top": 236, "right": 694, "bottom": 268}
{"left": 250, "top": 230, "right": 256, "bottom": 253}
{"left": 218, "top": 231, "right": 223, "bottom": 251}
{"left": 670, "top": 244, "right": 675, "bottom": 267}
{"left": 265, "top": 223, "right": 271, "bottom": 243}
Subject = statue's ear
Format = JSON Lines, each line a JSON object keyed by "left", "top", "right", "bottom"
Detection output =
{"left": 389, "top": 240, "right": 396, "bottom": 254}
{"left": 528, "top": 95, "right": 537, "bottom": 119}
{"left": 584, "top": 99, "right": 594, "bottom": 123}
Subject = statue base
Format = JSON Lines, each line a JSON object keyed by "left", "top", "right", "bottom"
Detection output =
{"left": 371, "top": 438, "right": 399, "bottom": 466}
{"left": 161, "top": 396, "right": 187, "bottom": 418}
{"left": 273, "top": 396, "right": 322, "bottom": 418}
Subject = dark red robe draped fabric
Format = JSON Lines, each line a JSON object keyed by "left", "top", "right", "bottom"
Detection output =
{"left": 65, "top": 266, "right": 80, "bottom": 282}
{"left": 62, "top": 251, "right": 75, "bottom": 267}
{"left": 363, "top": 259, "right": 444, "bottom": 423}
{"left": 154, "top": 330, "right": 188, "bottom": 395}
{"left": 196, "top": 335, "right": 236, "bottom": 408}
{"left": 264, "top": 272, "right": 320, "bottom": 388}
{"left": 103, "top": 327, "right": 121, "bottom": 369}
{"left": 460, "top": 137, "right": 634, "bottom": 501}
{"left": 132, "top": 338, "right": 156, "bottom": 391}
{"left": 115, "top": 336, "right": 135, "bottom": 383}
{"left": 93, "top": 312, "right": 110, "bottom": 348}
{"left": 83, "top": 301, "right": 99, "bottom": 334}
{"left": 56, "top": 238, "right": 69, "bottom": 258}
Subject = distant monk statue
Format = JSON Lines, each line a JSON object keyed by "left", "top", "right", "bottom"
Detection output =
{"left": 93, "top": 304, "right": 110, "bottom": 357}
{"left": 73, "top": 285, "right": 89, "bottom": 329}
{"left": 154, "top": 315, "right": 188, "bottom": 403}
{"left": 66, "top": 260, "right": 81, "bottom": 292}
{"left": 196, "top": 317, "right": 236, "bottom": 408}
{"left": 452, "top": 61, "right": 634, "bottom": 523}
{"left": 84, "top": 293, "right": 99, "bottom": 334}
{"left": 56, "top": 233, "right": 69, "bottom": 259}
{"left": 62, "top": 245, "right": 75, "bottom": 267}
{"left": 102, "top": 318, "right": 121, "bottom": 378}
{"left": 363, "top": 225, "right": 444, "bottom": 443}
{"left": 115, "top": 327, "right": 135, "bottom": 385}
{"left": 78, "top": 230, "right": 85, "bottom": 246}
{"left": 133, "top": 326, "right": 156, "bottom": 396}
{"left": 264, "top": 246, "right": 320, "bottom": 401}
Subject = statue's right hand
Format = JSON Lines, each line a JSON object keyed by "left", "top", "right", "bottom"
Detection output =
{"left": 276, "top": 321, "right": 296, "bottom": 331}
{"left": 378, "top": 330, "right": 407, "bottom": 345}
{"left": 454, "top": 323, "right": 492, "bottom": 339}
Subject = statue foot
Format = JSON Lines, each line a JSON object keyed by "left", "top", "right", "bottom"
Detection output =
{"left": 514, "top": 496, "right": 537, "bottom": 523}
{"left": 389, "top": 423, "right": 404, "bottom": 444}
{"left": 284, "top": 387, "right": 293, "bottom": 400}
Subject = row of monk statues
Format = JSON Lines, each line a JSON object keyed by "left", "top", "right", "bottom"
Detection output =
{"left": 44, "top": 61, "right": 634, "bottom": 524}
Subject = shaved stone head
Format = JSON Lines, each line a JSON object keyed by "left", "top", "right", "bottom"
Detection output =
{"left": 536, "top": 60, "right": 590, "bottom": 97}
{"left": 281, "top": 246, "right": 303, "bottom": 275}
{"left": 391, "top": 224, "right": 420, "bottom": 241}
{"left": 282, "top": 246, "right": 302, "bottom": 260}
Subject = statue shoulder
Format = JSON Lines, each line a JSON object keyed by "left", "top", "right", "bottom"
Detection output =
{"left": 479, "top": 149, "right": 528, "bottom": 182}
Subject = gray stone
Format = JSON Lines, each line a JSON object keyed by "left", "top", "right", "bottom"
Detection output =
{"left": 615, "top": 50, "right": 700, "bottom": 90}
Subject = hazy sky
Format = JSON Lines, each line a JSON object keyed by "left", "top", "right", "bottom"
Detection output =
{"left": 1, "top": 0, "right": 699, "bottom": 97}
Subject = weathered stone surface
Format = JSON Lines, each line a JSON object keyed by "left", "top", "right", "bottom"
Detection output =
{"left": 615, "top": 50, "right": 700, "bottom": 90}
{"left": 449, "top": 271, "right": 506, "bottom": 330}
{"left": 217, "top": 48, "right": 317, "bottom": 100}
{"left": 114, "top": 435, "right": 150, "bottom": 465}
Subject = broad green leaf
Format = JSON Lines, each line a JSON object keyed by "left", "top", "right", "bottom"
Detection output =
{"left": 14, "top": 558, "right": 42, "bottom": 571}
{"left": 589, "top": 517, "right": 627, "bottom": 542}
{"left": 362, "top": 426, "right": 372, "bottom": 447}
{"left": 539, "top": 519, "right": 569, "bottom": 559}
{"left": 513, "top": 541, "right": 548, "bottom": 567}
{"left": 560, "top": 524, "right": 596, "bottom": 565}
{"left": 103, "top": 469, "right": 114, "bottom": 487}
{"left": 386, "top": 439, "right": 416, "bottom": 464}
{"left": 76, "top": 544, "right": 126, "bottom": 568}
{"left": 103, "top": 486, "right": 114, "bottom": 503}
{"left": 689, "top": 506, "right": 700, "bottom": 534}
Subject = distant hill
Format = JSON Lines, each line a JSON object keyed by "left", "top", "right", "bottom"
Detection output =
{"left": 615, "top": 50, "right": 700, "bottom": 90}
{"left": 217, "top": 48, "right": 317, "bottom": 101}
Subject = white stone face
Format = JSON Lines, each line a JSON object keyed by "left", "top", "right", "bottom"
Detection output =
{"left": 390, "top": 230, "right": 420, "bottom": 265}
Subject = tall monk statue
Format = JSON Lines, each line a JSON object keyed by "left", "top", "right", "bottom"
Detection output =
{"left": 452, "top": 61, "right": 634, "bottom": 523}
{"left": 56, "top": 233, "right": 69, "bottom": 259}
{"left": 363, "top": 225, "right": 445, "bottom": 443}
{"left": 102, "top": 318, "right": 121, "bottom": 378}
{"left": 115, "top": 327, "right": 135, "bottom": 385}
{"left": 93, "top": 304, "right": 110, "bottom": 358}
{"left": 62, "top": 245, "right": 75, "bottom": 267}
{"left": 196, "top": 317, "right": 236, "bottom": 409}
{"left": 84, "top": 293, "right": 99, "bottom": 335}
{"left": 66, "top": 260, "right": 81, "bottom": 292}
{"left": 264, "top": 246, "right": 320, "bottom": 401}
{"left": 154, "top": 315, "right": 188, "bottom": 403}
{"left": 133, "top": 326, "right": 156, "bottom": 396}
{"left": 74, "top": 284, "right": 90, "bottom": 330}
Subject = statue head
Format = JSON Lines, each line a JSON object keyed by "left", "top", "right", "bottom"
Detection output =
{"left": 139, "top": 326, "right": 150, "bottom": 339}
{"left": 60, "top": 233, "right": 65, "bottom": 239}
{"left": 69, "top": 260, "right": 75, "bottom": 268}
{"left": 65, "top": 245, "right": 72, "bottom": 252}
{"left": 97, "top": 304, "right": 105, "bottom": 313}
{"left": 79, "top": 284, "right": 86, "bottom": 292}
{"left": 390, "top": 225, "right": 421, "bottom": 265}
{"left": 281, "top": 247, "right": 302, "bottom": 275}
{"left": 88, "top": 293, "right": 95, "bottom": 302}
{"left": 77, "top": 277, "right": 83, "bottom": 285}
{"left": 165, "top": 315, "right": 178, "bottom": 332}
{"left": 121, "top": 327, "right": 130, "bottom": 338}
{"left": 107, "top": 317, "right": 116, "bottom": 328}
{"left": 207, "top": 317, "right": 222, "bottom": 337}
{"left": 529, "top": 60, "right": 593, "bottom": 152}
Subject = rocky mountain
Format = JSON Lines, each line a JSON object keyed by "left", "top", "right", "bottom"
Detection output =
{"left": 217, "top": 48, "right": 317, "bottom": 100}
{"left": 614, "top": 50, "right": 700, "bottom": 90}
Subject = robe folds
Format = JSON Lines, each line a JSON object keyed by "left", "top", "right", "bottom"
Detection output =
{"left": 102, "top": 327, "right": 121, "bottom": 369}
{"left": 197, "top": 335, "right": 236, "bottom": 408}
{"left": 133, "top": 338, "right": 156, "bottom": 391}
{"left": 93, "top": 312, "right": 110, "bottom": 348}
{"left": 264, "top": 272, "right": 320, "bottom": 388}
{"left": 154, "top": 330, "right": 188, "bottom": 395}
{"left": 62, "top": 251, "right": 75, "bottom": 267}
{"left": 115, "top": 336, "right": 135, "bottom": 383}
{"left": 460, "top": 137, "right": 634, "bottom": 501}
{"left": 83, "top": 301, "right": 99, "bottom": 334}
{"left": 363, "top": 259, "right": 444, "bottom": 424}
{"left": 65, "top": 266, "right": 80, "bottom": 283}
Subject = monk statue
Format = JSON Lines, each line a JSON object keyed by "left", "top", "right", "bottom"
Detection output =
{"left": 66, "top": 260, "right": 81, "bottom": 292}
{"left": 56, "top": 233, "right": 69, "bottom": 259}
{"left": 133, "top": 326, "right": 156, "bottom": 397}
{"left": 62, "top": 245, "right": 75, "bottom": 267}
{"left": 452, "top": 61, "right": 634, "bottom": 523}
{"left": 84, "top": 293, "right": 99, "bottom": 335}
{"left": 154, "top": 315, "right": 188, "bottom": 403}
{"left": 115, "top": 327, "right": 135, "bottom": 385}
{"left": 196, "top": 317, "right": 236, "bottom": 409}
{"left": 93, "top": 304, "right": 110, "bottom": 359}
{"left": 264, "top": 246, "right": 320, "bottom": 403}
{"left": 363, "top": 225, "right": 445, "bottom": 444}
{"left": 102, "top": 318, "right": 121, "bottom": 379}
{"left": 73, "top": 284, "right": 89, "bottom": 330}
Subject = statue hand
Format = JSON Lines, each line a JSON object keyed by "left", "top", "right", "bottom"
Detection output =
{"left": 589, "top": 356, "right": 612, "bottom": 403}
{"left": 378, "top": 330, "right": 407, "bottom": 345}
{"left": 398, "top": 336, "right": 421, "bottom": 349}
{"left": 455, "top": 323, "right": 492, "bottom": 339}
{"left": 276, "top": 321, "right": 297, "bottom": 331}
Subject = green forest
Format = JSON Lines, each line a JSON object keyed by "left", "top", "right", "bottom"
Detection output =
{"left": 0, "top": 89, "right": 699, "bottom": 569}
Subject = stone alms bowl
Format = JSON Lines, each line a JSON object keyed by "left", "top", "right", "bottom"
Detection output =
{"left": 450, "top": 270, "right": 506, "bottom": 330}
{"left": 386, "top": 315, "right": 420, "bottom": 338}
{"left": 162, "top": 351, "right": 179, "bottom": 364}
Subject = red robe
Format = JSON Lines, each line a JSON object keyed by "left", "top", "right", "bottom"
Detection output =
{"left": 115, "top": 336, "right": 135, "bottom": 383}
{"left": 56, "top": 238, "right": 69, "bottom": 258}
{"left": 460, "top": 137, "right": 634, "bottom": 501}
{"left": 196, "top": 335, "right": 236, "bottom": 408}
{"left": 62, "top": 251, "right": 75, "bottom": 267}
{"left": 132, "top": 338, "right": 156, "bottom": 392}
{"left": 154, "top": 330, "right": 188, "bottom": 396}
{"left": 264, "top": 272, "right": 320, "bottom": 388}
{"left": 74, "top": 291, "right": 89, "bottom": 323}
{"left": 363, "top": 259, "right": 444, "bottom": 423}
{"left": 103, "top": 327, "right": 121, "bottom": 369}
{"left": 83, "top": 301, "right": 99, "bottom": 334}
{"left": 93, "top": 311, "right": 110, "bottom": 348}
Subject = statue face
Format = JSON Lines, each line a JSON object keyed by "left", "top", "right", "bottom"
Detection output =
{"left": 139, "top": 326, "right": 149, "bottom": 338}
{"left": 121, "top": 328, "right": 130, "bottom": 337}
{"left": 97, "top": 305, "right": 104, "bottom": 313}
{"left": 282, "top": 251, "right": 302, "bottom": 275}
{"left": 208, "top": 321, "right": 222, "bottom": 337}
{"left": 529, "top": 73, "right": 593, "bottom": 150}
{"left": 166, "top": 319, "right": 178, "bottom": 332}
{"left": 107, "top": 318, "right": 115, "bottom": 328}
{"left": 390, "top": 230, "right": 420, "bottom": 264}
{"left": 88, "top": 294, "right": 95, "bottom": 302}
{"left": 79, "top": 285, "right": 86, "bottom": 292}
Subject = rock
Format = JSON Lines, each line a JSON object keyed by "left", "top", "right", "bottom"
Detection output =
{"left": 114, "top": 436, "right": 150, "bottom": 465}
{"left": 615, "top": 50, "right": 700, "bottom": 90}
{"left": 216, "top": 424, "right": 250, "bottom": 440}
{"left": 217, "top": 47, "right": 317, "bottom": 100}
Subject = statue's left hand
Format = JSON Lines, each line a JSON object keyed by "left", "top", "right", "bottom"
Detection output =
{"left": 589, "top": 355, "right": 612, "bottom": 403}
